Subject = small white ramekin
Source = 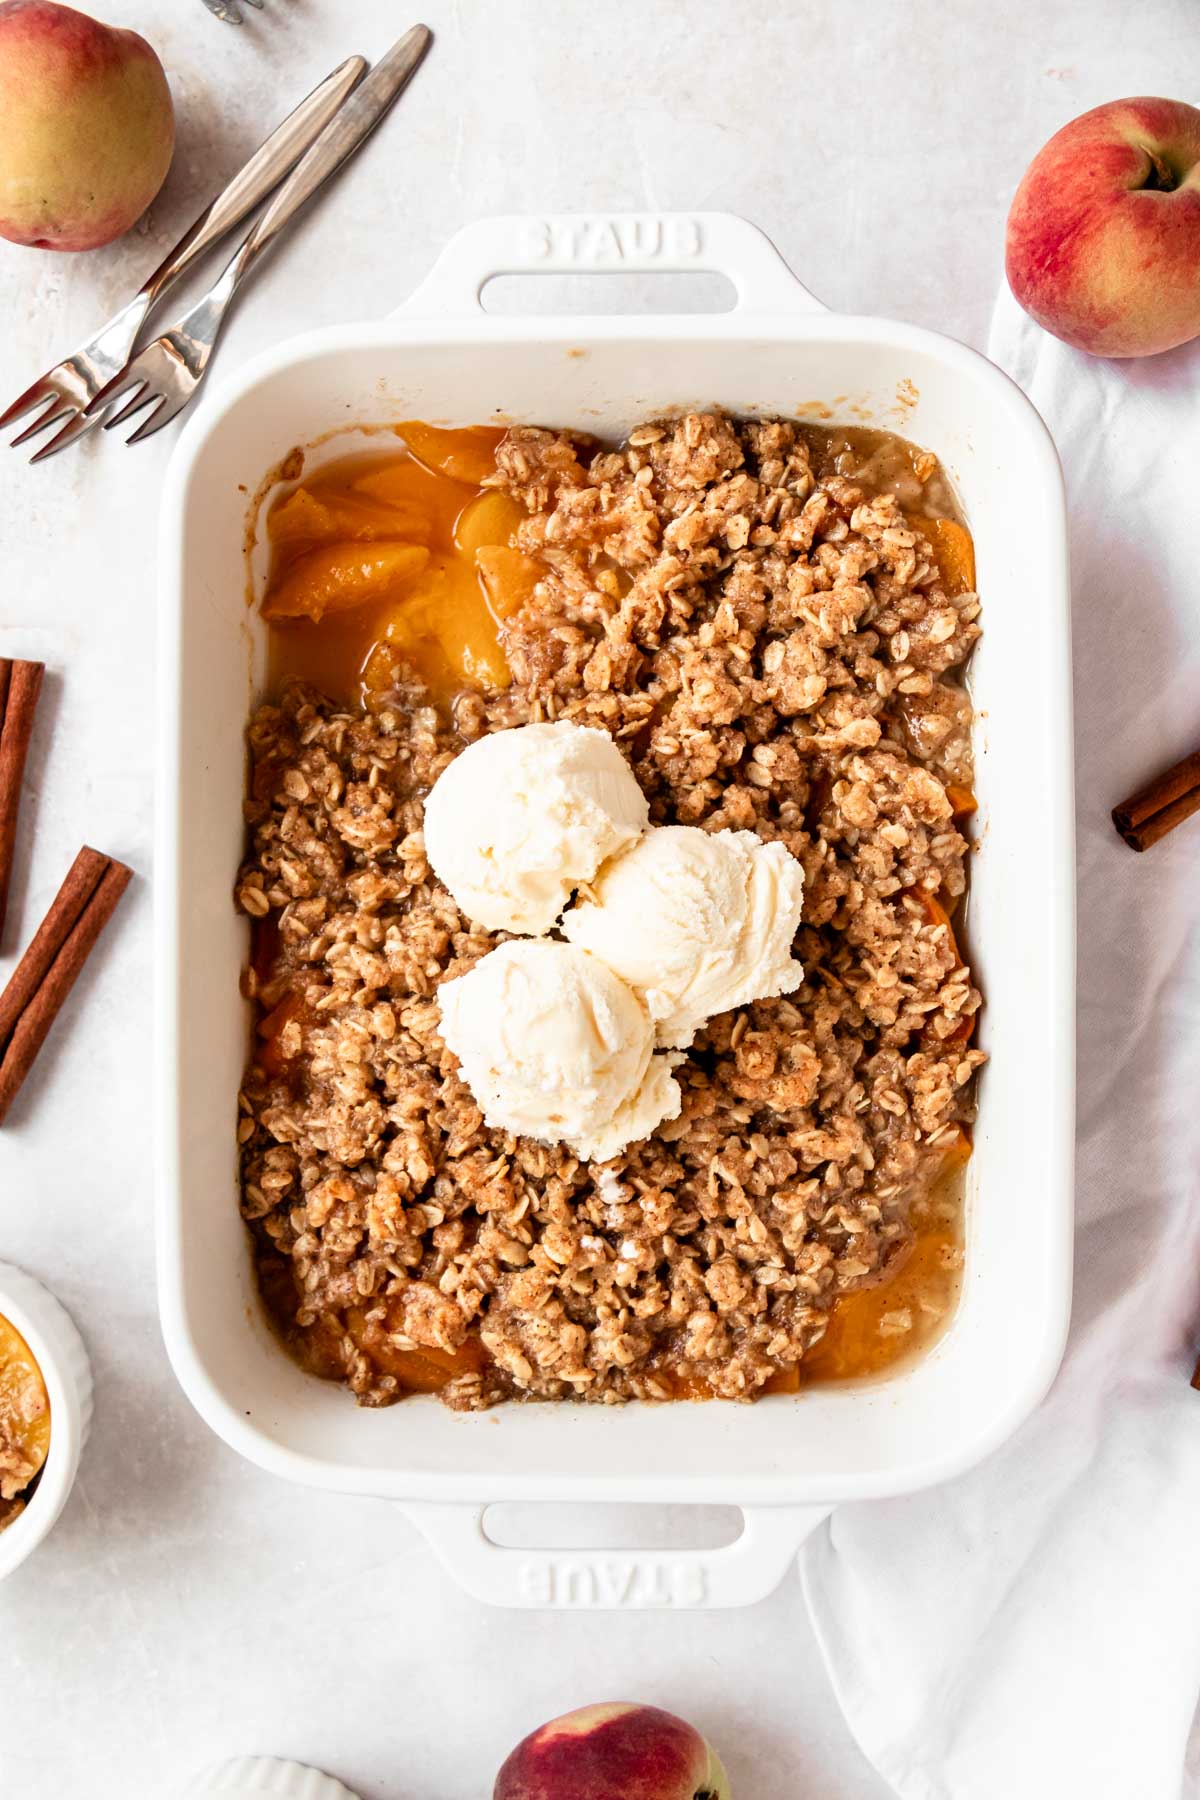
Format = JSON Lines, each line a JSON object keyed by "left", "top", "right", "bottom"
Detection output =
{"left": 182, "top": 1760, "right": 361, "bottom": 1799}
{"left": 0, "top": 1261, "right": 93, "bottom": 1583}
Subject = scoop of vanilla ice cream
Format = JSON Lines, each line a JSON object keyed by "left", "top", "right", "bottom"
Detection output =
{"left": 423, "top": 721, "right": 649, "bottom": 935}
{"left": 562, "top": 825, "right": 805, "bottom": 1047}
{"left": 437, "top": 939, "right": 682, "bottom": 1163}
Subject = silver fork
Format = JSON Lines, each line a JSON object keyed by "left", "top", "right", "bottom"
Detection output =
{"left": 1, "top": 56, "right": 367, "bottom": 465}
{"left": 89, "top": 24, "right": 433, "bottom": 449}
{"left": 200, "top": 0, "right": 263, "bottom": 22}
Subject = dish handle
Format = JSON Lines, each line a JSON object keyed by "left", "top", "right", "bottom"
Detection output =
{"left": 397, "top": 1501, "right": 831, "bottom": 1609}
{"left": 396, "top": 212, "right": 826, "bottom": 319}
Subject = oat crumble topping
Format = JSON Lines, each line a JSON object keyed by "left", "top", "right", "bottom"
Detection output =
{"left": 237, "top": 411, "right": 984, "bottom": 1409}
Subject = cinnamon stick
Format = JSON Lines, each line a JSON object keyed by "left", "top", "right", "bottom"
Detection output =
{"left": 1112, "top": 747, "right": 1200, "bottom": 852}
{"left": 0, "top": 659, "right": 45, "bottom": 939}
{"left": 0, "top": 845, "right": 132, "bottom": 1126}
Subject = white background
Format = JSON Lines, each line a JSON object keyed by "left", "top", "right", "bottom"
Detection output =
{"left": 0, "top": 2, "right": 1193, "bottom": 1795}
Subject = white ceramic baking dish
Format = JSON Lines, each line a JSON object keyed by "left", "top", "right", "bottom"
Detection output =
{"left": 157, "top": 212, "right": 1074, "bottom": 1609}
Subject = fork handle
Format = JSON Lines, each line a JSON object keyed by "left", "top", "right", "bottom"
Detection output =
{"left": 226, "top": 24, "right": 432, "bottom": 288}
{"left": 137, "top": 55, "right": 368, "bottom": 309}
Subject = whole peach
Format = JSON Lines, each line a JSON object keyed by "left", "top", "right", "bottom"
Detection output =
{"left": 493, "top": 1701, "right": 732, "bottom": 1800}
{"left": 1006, "top": 97, "right": 1200, "bottom": 357}
{"left": 0, "top": 1, "right": 174, "bottom": 252}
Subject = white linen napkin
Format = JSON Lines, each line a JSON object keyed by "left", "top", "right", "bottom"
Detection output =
{"left": 802, "top": 285, "right": 1200, "bottom": 1800}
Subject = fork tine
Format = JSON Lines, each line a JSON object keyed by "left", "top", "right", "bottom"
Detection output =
{"left": 125, "top": 394, "right": 185, "bottom": 446}
{"left": 0, "top": 382, "right": 53, "bottom": 431}
{"left": 81, "top": 369, "right": 142, "bottom": 419}
{"left": 28, "top": 406, "right": 106, "bottom": 465}
{"left": 10, "top": 397, "right": 73, "bottom": 447}
{"left": 102, "top": 383, "right": 155, "bottom": 431}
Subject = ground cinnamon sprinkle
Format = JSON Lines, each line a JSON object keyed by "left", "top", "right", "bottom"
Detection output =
{"left": 237, "top": 412, "right": 985, "bottom": 1409}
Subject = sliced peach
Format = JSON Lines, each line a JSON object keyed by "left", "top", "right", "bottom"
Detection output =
{"left": 406, "top": 1339, "right": 490, "bottom": 1389}
{"left": 267, "top": 488, "right": 328, "bottom": 549}
{"left": 262, "top": 437, "right": 521, "bottom": 705}
{"left": 361, "top": 640, "right": 406, "bottom": 703}
{"left": 352, "top": 463, "right": 432, "bottom": 511}
{"left": 475, "top": 544, "right": 543, "bottom": 622}
{"left": 906, "top": 515, "right": 976, "bottom": 595}
{"left": 361, "top": 627, "right": 463, "bottom": 709}
{"left": 651, "top": 1361, "right": 800, "bottom": 1399}
{"left": 931, "top": 519, "right": 976, "bottom": 594}
{"left": 946, "top": 783, "right": 978, "bottom": 817}
{"left": 0, "top": 1314, "right": 50, "bottom": 1486}
{"left": 269, "top": 487, "right": 432, "bottom": 552}
{"left": 398, "top": 555, "right": 511, "bottom": 689}
{"left": 939, "top": 1124, "right": 973, "bottom": 1168}
{"left": 361, "top": 555, "right": 511, "bottom": 700}
{"left": 257, "top": 990, "right": 307, "bottom": 1075}
{"left": 932, "top": 1013, "right": 977, "bottom": 1051}
{"left": 262, "top": 543, "right": 430, "bottom": 623}
{"left": 396, "top": 421, "right": 506, "bottom": 486}
{"left": 911, "top": 897, "right": 978, "bottom": 1051}
{"left": 344, "top": 1308, "right": 489, "bottom": 1392}
{"left": 911, "top": 886, "right": 952, "bottom": 931}
{"left": 453, "top": 488, "right": 527, "bottom": 559}
{"left": 798, "top": 1216, "right": 964, "bottom": 1387}
{"left": 354, "top": 466, "right": 414, "bottom": 507}
{"left": 393, "top": 1354, "right": 456, "bottom": 1394}
{"left": 909, "top": 886, "right": 961, "bottom": 962}
{"left": 457, "top": 630, "right": 512, "bottom": 691}
{"left": 326, "top": 494, "right": 429, "bottom": 543}
{"left": 649, "top": 1367, "right": 715, "bottom": 1400}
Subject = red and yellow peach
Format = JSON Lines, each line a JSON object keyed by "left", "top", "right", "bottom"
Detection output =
{"left": 494, "top": 1702, "right": 732, "bottom": 1800}
{"left": 1006, "top": 97, "right": 1200, "bottom": 357}
{"left": 0, "top": 1, "right": 173, "bottom": 252}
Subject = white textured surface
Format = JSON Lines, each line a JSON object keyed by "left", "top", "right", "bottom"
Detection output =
{"left": 0, "top": 1, "right": 1191, "bottom": 1796}
{"left": 805, "top": 291, "right": 1200, "bottom": 1800}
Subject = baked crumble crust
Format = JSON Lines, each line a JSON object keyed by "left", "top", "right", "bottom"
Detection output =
{"left": 238, "top": 411, "right": 984, "bottom": 1408}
